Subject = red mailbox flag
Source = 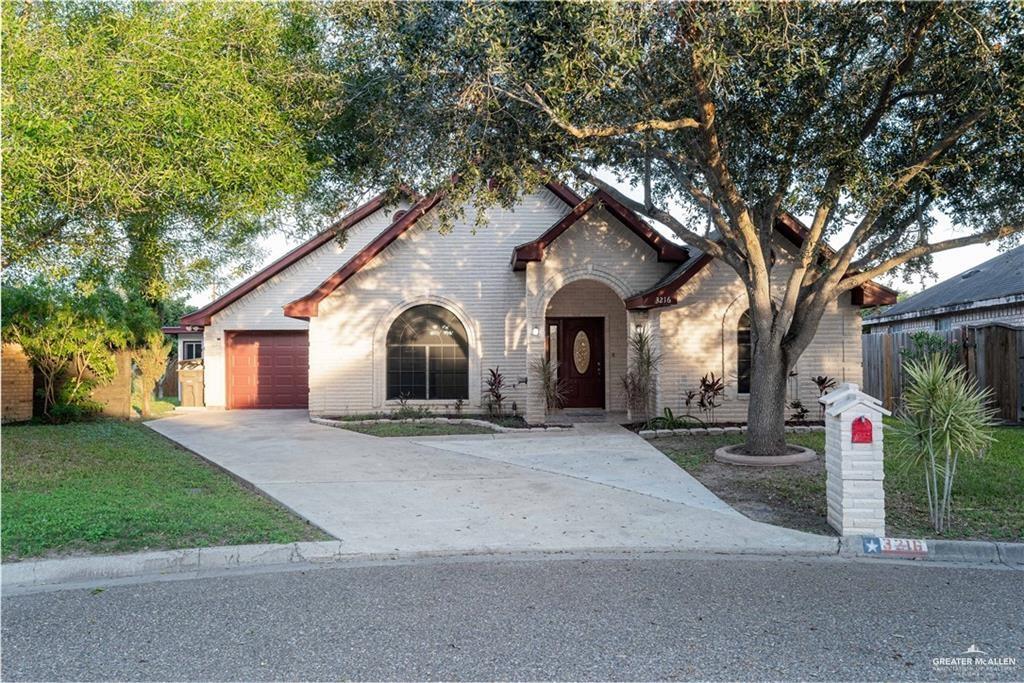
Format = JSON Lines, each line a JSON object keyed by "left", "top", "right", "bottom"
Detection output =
{"left": 851, "top": 416, "right": 873, "bottom": 444}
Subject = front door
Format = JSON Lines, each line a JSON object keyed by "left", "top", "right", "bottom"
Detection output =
{"left": 550, "top": 317, "right": 605, "bottom": 408}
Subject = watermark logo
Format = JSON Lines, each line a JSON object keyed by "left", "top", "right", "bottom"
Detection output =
{"left": 932, "top": 644, "right": 1018, "bottom": 673}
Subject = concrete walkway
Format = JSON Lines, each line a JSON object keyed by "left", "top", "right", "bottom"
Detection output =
{"left": 146, "top": 411, "right": 835, "bottom": 556}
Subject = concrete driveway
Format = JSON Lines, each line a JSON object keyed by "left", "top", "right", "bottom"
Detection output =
{"left": 146, "top": 411, "right": 835, "bottom": 556}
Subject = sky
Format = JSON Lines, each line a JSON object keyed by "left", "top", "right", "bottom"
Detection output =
{"left": 188, "top": 184, "right": 1006, "bottom": 307}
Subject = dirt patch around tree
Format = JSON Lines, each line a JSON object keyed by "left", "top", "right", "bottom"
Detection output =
{"left": 651, "top": 432, "right": 835, "bottom": 536}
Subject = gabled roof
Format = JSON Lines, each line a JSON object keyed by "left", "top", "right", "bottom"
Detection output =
{"left": 624, "top": 214, "right": 898, "bottom": 310}
{"left": 510, "top": 190, "right": 690, "bottom": 271}
{"left": 283, "top": 179, "right": 584, "bottom": 320}
{"left": 180, "top": 191, "right": 407, "bottom": 327}
{"left": 866, "top": 243, "right": 1024, "bottom": 324}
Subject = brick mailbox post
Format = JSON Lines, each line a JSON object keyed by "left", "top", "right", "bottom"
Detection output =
{"left": 819, "top": 383, "right": 891, "bottom": 537}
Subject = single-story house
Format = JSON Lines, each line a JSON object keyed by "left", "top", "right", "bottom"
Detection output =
{"left": 862, "top": 244, "right": 1024, "bottom": 334}
{"left": 165, "top": 182, "right": 894, "bottom": 424}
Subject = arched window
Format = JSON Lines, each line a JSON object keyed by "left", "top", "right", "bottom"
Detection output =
{"left": 387, "top": 305, "right": 469, "bottom": 400}
{"left": 737, "top": 310, "right": 752, "bottom": 395}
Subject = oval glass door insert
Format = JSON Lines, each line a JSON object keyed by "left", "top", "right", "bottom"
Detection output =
{"left": 573, "top": 330, "right": 591, "bottom": 374}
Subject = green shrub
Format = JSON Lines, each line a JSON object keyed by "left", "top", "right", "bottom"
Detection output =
{"left": 890, "top": 353, "right": 997, "bottom": 533}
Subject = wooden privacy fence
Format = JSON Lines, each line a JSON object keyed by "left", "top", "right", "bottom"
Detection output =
{"left": 862, "top": 323, "right": 1024, "bottom": 423}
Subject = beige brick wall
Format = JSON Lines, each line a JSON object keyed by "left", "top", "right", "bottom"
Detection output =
{"left": 657, "top": 247, "right": 863, "bottom": 422}
{"left": 2, "top": 342, "right": 34, "bottom": 423}
{"left": 203, "top": 201, "right": 409, "bottom": 408}
{"left": 310, "top": 189, "right": 571, "bottom": 415}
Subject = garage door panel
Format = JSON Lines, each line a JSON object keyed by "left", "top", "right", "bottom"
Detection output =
{"left": 227, "top": 331, "right": 308, "bottom": 409}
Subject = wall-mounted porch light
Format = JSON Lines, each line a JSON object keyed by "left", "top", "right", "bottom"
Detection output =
{"left": 531, "top": 325, "right": 540, "bottom": 336}
{"left": 634, "top": 323, "right": 644, "bottom": 333}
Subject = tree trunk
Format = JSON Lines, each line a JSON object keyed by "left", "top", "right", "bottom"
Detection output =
{"left": 140, "top": 385, "right": 152, "bottom": 418}
{"left": 745, "top": 343, "right": 790, "bottom": 456}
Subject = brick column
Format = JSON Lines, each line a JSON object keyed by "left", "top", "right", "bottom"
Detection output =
{"left": 2, "top": 343, "right": 34, "bottom": 423}
{"left": 820, "top": 383, "right": 891, "bottom": 537}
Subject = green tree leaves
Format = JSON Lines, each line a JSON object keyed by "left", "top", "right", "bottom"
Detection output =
{"left": 2, "top": 1, "right": 334, "bottom": 294}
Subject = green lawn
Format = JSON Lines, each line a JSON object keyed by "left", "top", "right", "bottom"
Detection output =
{"left": 334, "top": 421, "right": 497, "bottom": 437}
{"left": 132, "top": 396, "right": 179, "bottom": 418}
{"left": 1, "top": 421, "right": 330, "bottom": 560}
{"left": 652, "top": 427, "right": 1024, "bottom": 541}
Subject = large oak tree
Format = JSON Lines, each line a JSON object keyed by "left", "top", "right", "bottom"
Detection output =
{"left": 319, "top": 1, "right": 1023, "bottom": 454}
{"left": 2, "top": 1, "right": 338, "bottom": 301}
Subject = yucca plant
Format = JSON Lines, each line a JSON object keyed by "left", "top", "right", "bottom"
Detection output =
{"left": 890, "top": 353, "right": 997, "bottom": 533}
{"left": 531, "top": 356, "right": 567, "bottom": 411}
{"left": 622, "top": 329, "right": 661, "bottom": 421}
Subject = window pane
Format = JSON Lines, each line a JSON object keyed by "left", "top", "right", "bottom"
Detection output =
{"left": 386, "top": 346, "right": 427, "bottom": 399}
{"left": 429, "top": 344, "right": 469, "bottom": 399}
{"left": 737, "top": 311, "right": 751, "bottom": 394}
{"left": 386, "top": 305, "right": 468, "bottom": 353}
{"left": 183, "top": 341, "right": 202, "bottom": 360}
{"left": 388, "top": 305, "right": 469, "bottom": 401}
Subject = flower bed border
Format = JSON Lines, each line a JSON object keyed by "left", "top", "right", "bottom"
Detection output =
{"left": 638, "top": 424, "right": 825, "bottom": 439}
{"left": 310, "top": 416, "right": 571, "bottom": 434}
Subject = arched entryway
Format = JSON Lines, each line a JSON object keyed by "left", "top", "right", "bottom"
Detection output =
{"left": 544, "top": 279, "right": 628, "bottom": 413}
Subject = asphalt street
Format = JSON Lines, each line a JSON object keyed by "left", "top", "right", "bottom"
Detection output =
{"left": 2, "top": 554, "right": 1022, "bottom": 681}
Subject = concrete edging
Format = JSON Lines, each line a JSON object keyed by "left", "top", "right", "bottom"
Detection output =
{"left": 5, "top": 534, "right": 1021, "bottom": 593}
{"left": 310, "top": 415, "right": 571, "bottom": 434}
{"left": 639, "top": 425, "right": 825, "bottom": 438}
{"left": 713, "top": 444, "right": 818, "bottom": 467}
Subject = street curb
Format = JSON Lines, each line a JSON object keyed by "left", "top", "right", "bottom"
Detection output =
{"left": 6, "top": 532, "right": 1021, "bottom": 593}
{"left": 840, "top": 536, "right": 1024, "bottom": 568}
{"left": 2, "top": 540, "right": 846, "bottom": 592}
{"left": 2, "top": 542, "right": 346, "bottom": 590}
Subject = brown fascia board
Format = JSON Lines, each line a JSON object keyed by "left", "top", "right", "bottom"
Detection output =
{"left": 625, "top": 213, "right": 898, "bottom": 310}
{"left": 624, "top": 253, "right": 714, "bottom": 310}
{"left": 511, "top": 190, "right": 689, "bottom": 271}
{"left": 180, "top": 192, "right": 404, "bottom": 327}
{"left": 284, "top": 180, "right": 584, "bottom": 320}
{"left": 543, "top": 177, "right": 585, "bottom": 207}
{"left": 283, "top": 190, "right": 445, "bottom": 320}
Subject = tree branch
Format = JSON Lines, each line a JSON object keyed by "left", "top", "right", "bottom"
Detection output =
{"left": 838, "top": 224, "right": 1022, "bottom": 292}
{"left": 520, "top": 83, "right": 700, "bottom": 138}
{"left": 569, "top": 165, "right": 729, "bottom": 262}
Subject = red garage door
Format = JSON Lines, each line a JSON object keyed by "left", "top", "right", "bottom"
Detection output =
{"left": 226, "top": 331, "right": 309, "bottom": 409}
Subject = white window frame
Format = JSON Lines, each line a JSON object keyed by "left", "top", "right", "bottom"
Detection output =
{"left": 182, "top": 340, "right": 203, "bottom": 360}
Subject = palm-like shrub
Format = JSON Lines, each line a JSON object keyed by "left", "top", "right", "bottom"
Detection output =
{"left": 890, "top": 353, "right": 997, "bottom": 533}
{"left": 622, "top": 329, "right": 661, "bottom": 421}
{"left": 531, "top": 356, "right": 567, "bottom": 411}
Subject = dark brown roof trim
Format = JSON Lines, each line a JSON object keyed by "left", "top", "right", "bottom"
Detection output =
{"left": 284, "top": 180, "right": 583, "bottom": 320}
{"left": 511, "top": 190, "right": 689, "bottom": 271}
{"left": 625, "top": 213, "right": 897, "bottom": 310}
{"left": 284, "top": 191, "right": 444, "bottom": 320}
{"left": 160, "top": 326, "right": 202, "bottom": 335}
{"left": 624, "top": 253, "right": 714, "bottom": 310}
{"left": 543, "top": 177, "right": 585, "bottom": 207}
{"left": 180, "top": 193, "right": 403, "bottom": 327}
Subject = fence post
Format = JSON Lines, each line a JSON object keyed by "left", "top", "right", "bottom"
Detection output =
{"left": 820, "top": 383, "right": 892, "bottom": 537}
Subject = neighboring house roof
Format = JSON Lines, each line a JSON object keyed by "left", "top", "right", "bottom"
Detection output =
{"left": 283, "top": 179, "right": 584, "bottom": 320}
{"left": 510, "top": 190, "right": 690, "bottom": 271}
{"left": 864, "top": 243, "right": 1024, "bottom": 326}
{"left": 625, "top": 214, "right": 898, "bottom": 310}
{"left": 180, "top": 191, "right": 408, "bottom": 327}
